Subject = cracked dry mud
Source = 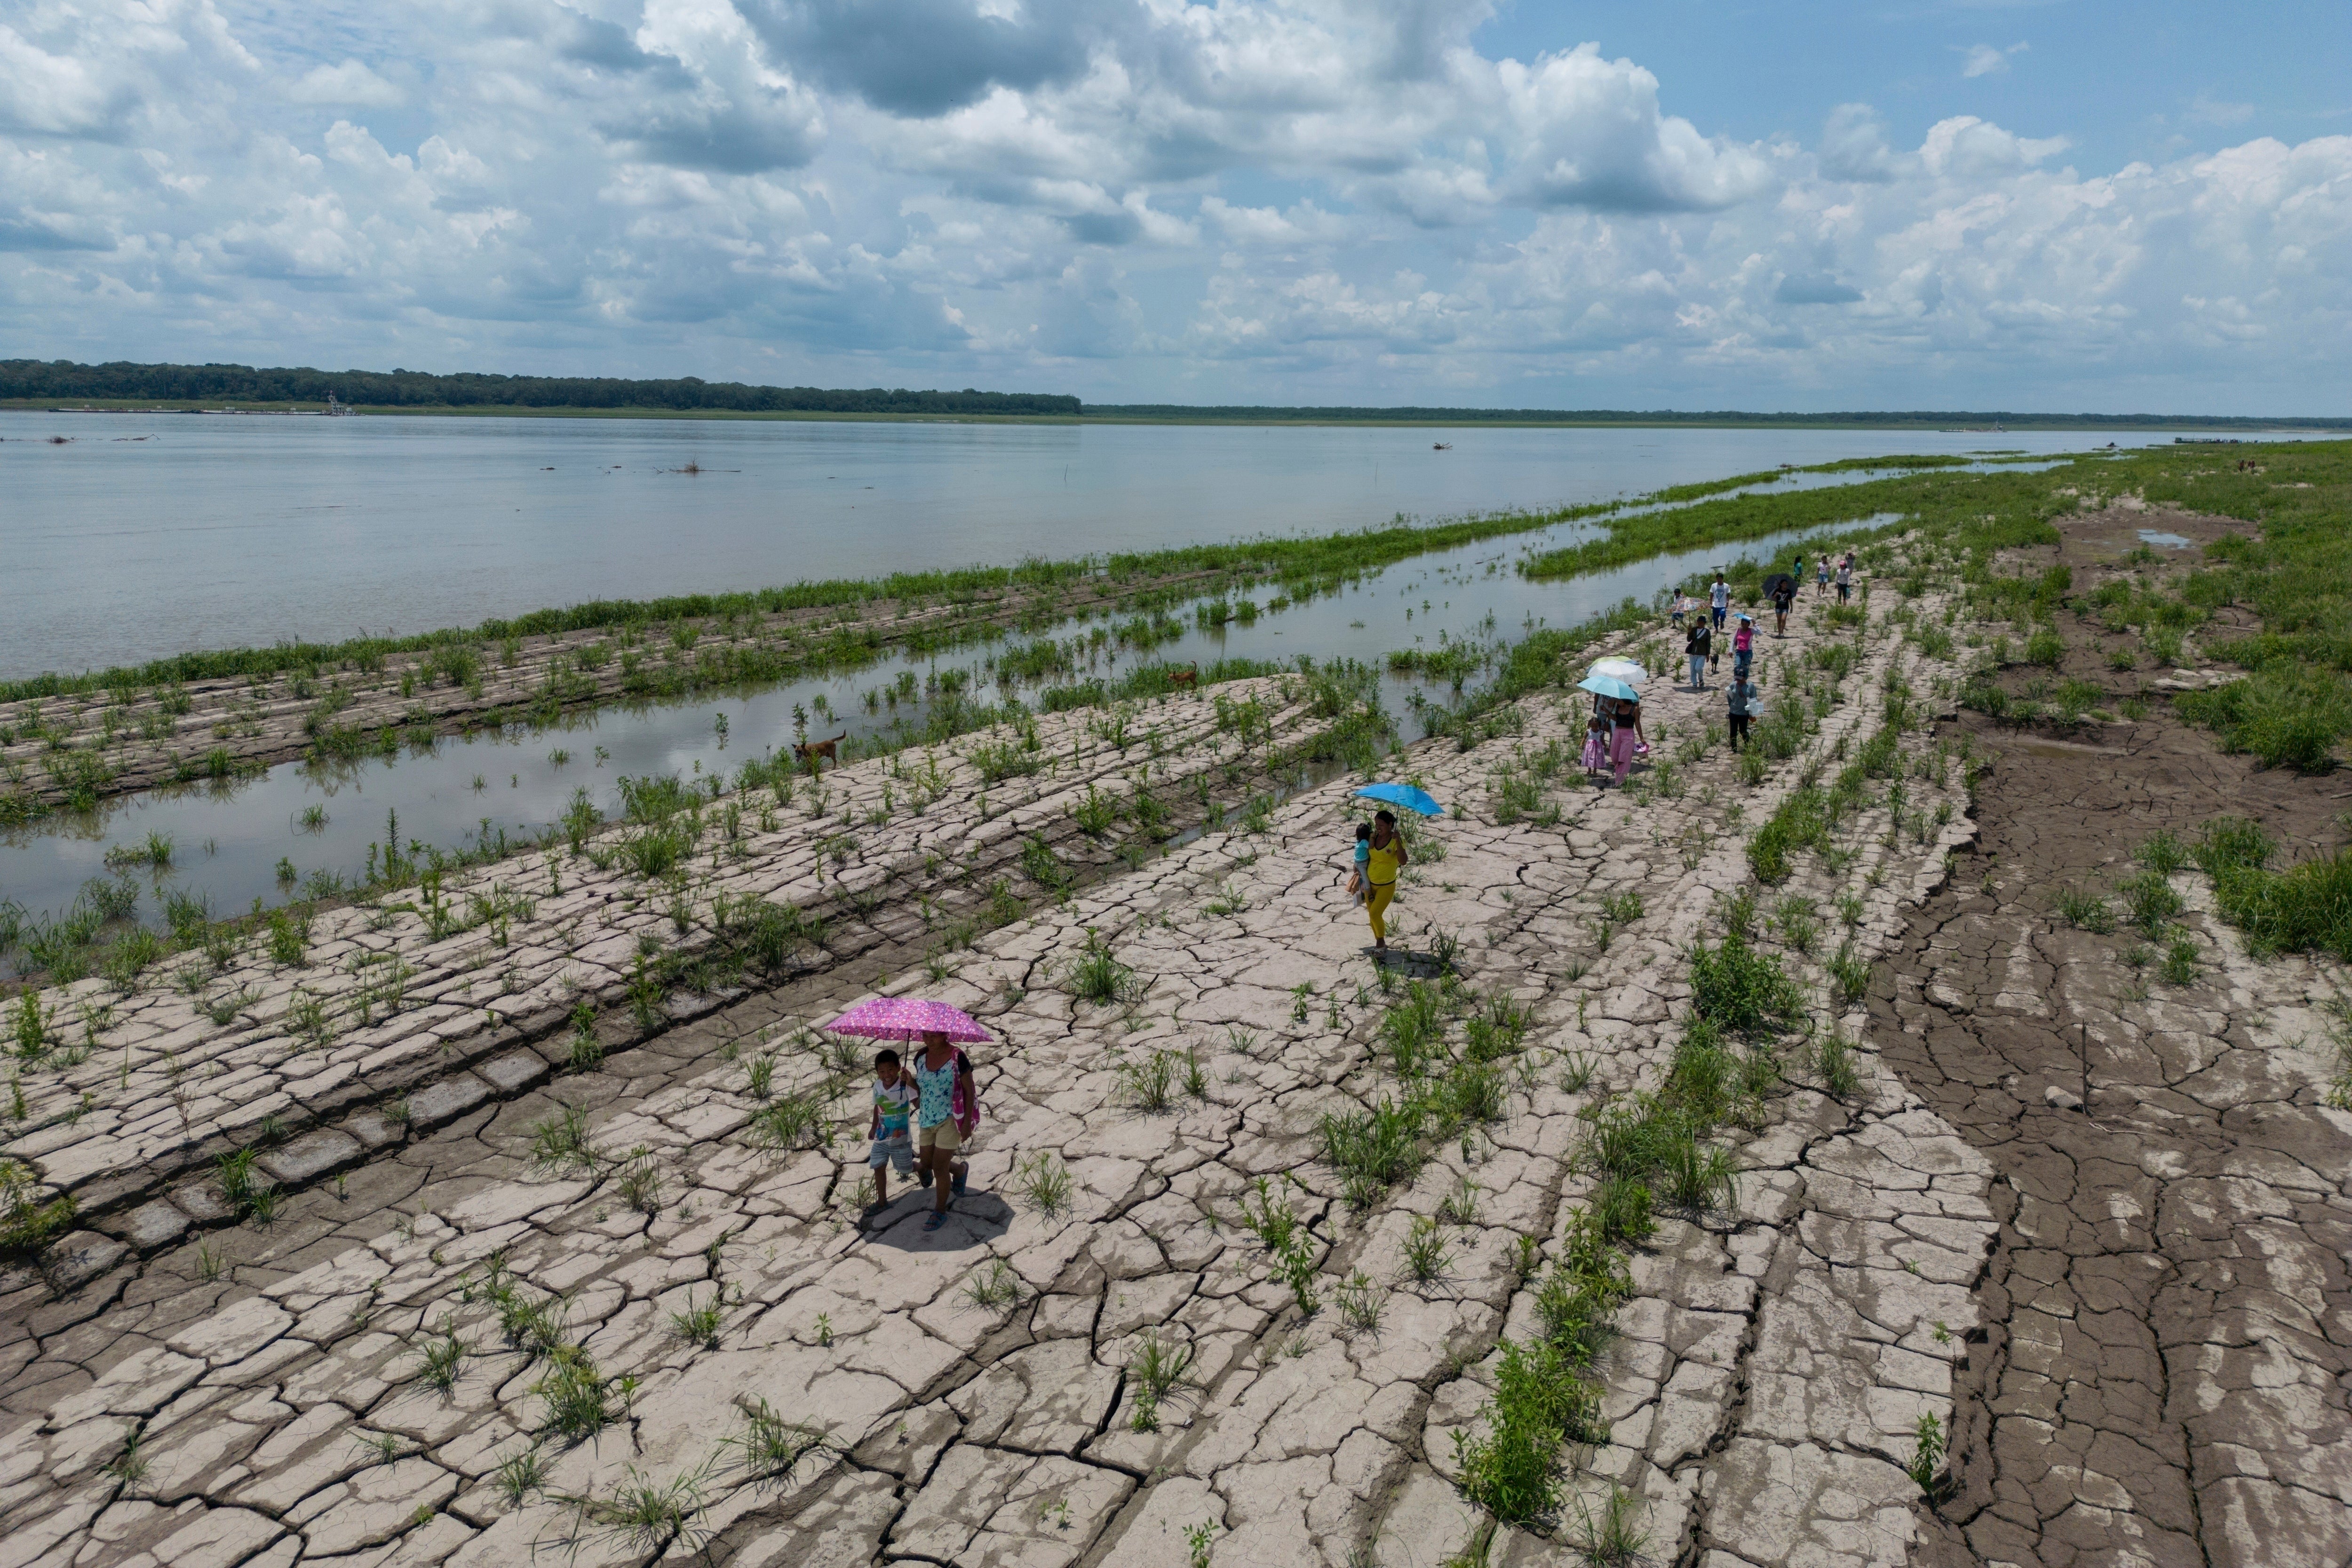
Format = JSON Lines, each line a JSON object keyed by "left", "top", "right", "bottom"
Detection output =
{"left": 0, "top": 539, "right": 2342, "bottom": 1568}
{"left": 4, "top": 678, "right": 1340, "bottom": 1241}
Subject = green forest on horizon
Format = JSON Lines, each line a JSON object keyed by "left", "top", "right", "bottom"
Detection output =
{"left": 3, "top": 358, "right": 2344, "bottom": 429}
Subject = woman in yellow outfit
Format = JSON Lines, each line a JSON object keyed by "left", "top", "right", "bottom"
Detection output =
{"left": 1364, "top": 809, "right": 1408, "bottom": 951}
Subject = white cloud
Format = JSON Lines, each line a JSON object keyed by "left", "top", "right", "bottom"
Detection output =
{"left": 2188, "top": 91, "right": 2256, "bottom": 127}
{"left": 1960, "top": 41, "right": 2028, "bottom": 79}
{"left": 0, "top": 1, "right": 2343, "bottom": 410}
{"left": 1819, "top": 103, "right": 1910, "bottom": 183}
{"left": 288, "top": 60, "right": 404, "bottom": 107}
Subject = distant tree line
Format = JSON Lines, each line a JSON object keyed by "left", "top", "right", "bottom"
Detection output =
{"left": 0, "top": 359, "right": 1081, "bottom": 416}
{"left": 9, "top": 361, "right": 2338, "bottom": 428}
{"left": 1084, "top": 404, "right": 2352, "bottom": 429}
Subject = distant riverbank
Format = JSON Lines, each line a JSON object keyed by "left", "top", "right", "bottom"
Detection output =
{"left": 6, "top": 398, "right": 2344, "bottom": 432}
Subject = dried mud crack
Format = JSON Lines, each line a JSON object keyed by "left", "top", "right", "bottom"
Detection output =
{"left": 1872, "top": 500, "right": 2352, "bottom": 1568}
{"left": 2, "top": 516, "right": 2344, "bottom": 1568}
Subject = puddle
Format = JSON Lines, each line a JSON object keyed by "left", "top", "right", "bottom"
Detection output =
{"left": 2137, "top": 530, "right": 2193, "bottom": 549}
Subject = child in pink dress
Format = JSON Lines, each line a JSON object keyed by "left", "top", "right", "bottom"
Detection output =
{"left": 1610, "top": 700, "right": 1641, "bottom": 785}
{"left": 1581, "top": 712, "right": 1609, "bottom": 776}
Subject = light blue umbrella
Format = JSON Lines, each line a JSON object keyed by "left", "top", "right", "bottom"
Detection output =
{"left": 1578, "top": 673, "right": 1641, "bottom": 702}
{"left": 1355, "top": 783, "right": 1443, "bottom": 817}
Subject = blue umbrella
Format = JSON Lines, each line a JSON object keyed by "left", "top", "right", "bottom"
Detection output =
{"left": 1578, "top": 673, "right": 1641, "bottom": 702}
{"left": 1356, "top": 782, "right": 1443, "bottom": 817}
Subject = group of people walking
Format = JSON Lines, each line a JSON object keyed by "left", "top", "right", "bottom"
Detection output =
{"left": 1662, "top": 550, "right": 1853, "bottom": 753}
{"left": 1327, "top": 547, "right": 1859, "bottom": 952}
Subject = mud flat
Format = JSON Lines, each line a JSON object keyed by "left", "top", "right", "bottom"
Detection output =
{"left": 1880, "top": 497, "right": 2352, "bottom": 1568}
{"left": 0, "top": 550, "right": 1984, "bottom": 1567}
{"left": 0, "top": 505, "right": 2342, "bottom": 1568}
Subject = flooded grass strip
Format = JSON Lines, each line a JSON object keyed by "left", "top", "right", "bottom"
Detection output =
{"left": 0, "top": 454, "right": 2072, "bottom": 822}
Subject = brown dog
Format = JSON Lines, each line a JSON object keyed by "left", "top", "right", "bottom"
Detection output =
{"left": 793, "top": 732, "right": 846, "bottom": 771}
{"left": 1167, "top": 664, "right": 1199, "bottom": 692}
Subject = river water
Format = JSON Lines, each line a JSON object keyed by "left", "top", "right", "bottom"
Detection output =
{"left": 3, "top": 412, "right": 2160, "bottom": 681}
{"left": 0, "top": 418, "right": 2201, "bottom": 937}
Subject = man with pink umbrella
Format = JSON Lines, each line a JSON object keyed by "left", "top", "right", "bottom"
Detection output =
{"left": 826, "top": 997, "right": 987, "bottom": 1232}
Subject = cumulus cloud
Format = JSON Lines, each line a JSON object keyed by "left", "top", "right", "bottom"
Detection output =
{"left": 1819, "top": 103, "right": 1909, "bottom": 183}
{"left": 1494, "top": 45, "right": 1773, "bottom": 213}
{"left": 742, "top": 0, "right": 1100, "bottom": 117}
{"left": 1960, "top": 42, "right": 2028, "bottom": 79}
{"left": 0, "top": 0, "right": 2343, "bottom": 409}
{"left": 288, "top": 60, "right": 404, "bottom": 107}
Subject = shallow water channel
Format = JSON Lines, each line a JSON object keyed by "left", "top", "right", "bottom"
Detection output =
{"left": 0, "top": 482, "right": 1909, "bottom": 939}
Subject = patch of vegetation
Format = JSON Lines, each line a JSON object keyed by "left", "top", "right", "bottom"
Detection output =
{"left": 2193, "top": 815, "right": 2352, "bottom": 960}
{"left": 1455, "top": 935, "right": 1792, "bottom": 1525}
{"left": 1066, "top": 927, "right": 1141, "bottom": 1004}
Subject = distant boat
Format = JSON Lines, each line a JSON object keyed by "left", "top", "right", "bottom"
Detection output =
{"left": 1432, "top": 441, "right": 1452, "bottom": 450}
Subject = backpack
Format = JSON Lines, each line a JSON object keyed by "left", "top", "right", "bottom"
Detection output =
{"left": 948, "top": 1047, "right": 982, "bottom": 1133}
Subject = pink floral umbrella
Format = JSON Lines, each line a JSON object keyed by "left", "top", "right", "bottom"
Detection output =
{"left": 823, "top": 996, "right": 993, "bottom": 1043}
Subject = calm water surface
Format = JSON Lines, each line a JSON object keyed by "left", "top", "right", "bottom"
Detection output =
{"left": 0, "top": 417, "right": 2209, "bottom": 937}
{"left": 2, "top": 412, "right": 2173, "bottom": 679}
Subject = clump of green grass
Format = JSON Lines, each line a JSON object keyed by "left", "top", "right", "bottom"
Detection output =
{"left": 564, "top": 1459, "right": 716, "bottom": 1558}
{"left": 727, "top": 1396, "right": 831, "bottom": 1482}
{"left": 1568, "top": 1485, "right": 1650, "bottom": 1568}
{"left": 962, "top": 1257, "right": 1024, "bottom": 1312}
{"left": 1812, "top": 1029, "right": 1861, "bottom": 1100}
{"left": 1320, "top": 1099, "right": 1426, "bottom": 1209}
{"left": 1400, "top": 1215, "right": 1452, "bottom": 1285}
{"left": 1127, "top": 1332, "right": 1199, "bottom": 1432}
{"left": 1772, "top": 895, "right": 1820, "bottom": 955}
{"left": 534, "top": 1347, "right": 622, "bottom": 1440}
{"left": 2057, "top": 888, "right": 2115, "bottom": 933}
{"left": 2177, "top": 665, "right": 2347, "bottom": 772}
{"left": 667, "top": 1291, "right": 723, "bottom": 1349}
{"left": 615, "top": 1147, "right": 664, "bottom": 1215}
{"left": 1336, "top": 1270, "right": 1383, "bottom": 1336}
{"left": 1589, "top": 1176, "right": 1654, "bottom": 1246}
{"left": 526, "top": 1103, "right": 601, "bottom": 1176}
{"left": 745, "top": 1087, "right": 832, "bottom": 1153}
{"left": 2115, "top": 867, "right": 2184, "bottom": 938}
{"left": 1827, "top": 939, "right": 1872, "bottom": 1006}
{"left": 1013, "top": 1151, "right": 1073, "bottom": 1217}
{"left": 495, "top": 1446, "right": 550, "bottom": 1505}
{"left": 2137, "top": 828, "right": 2191, "bottom": 877}
{"left": 1118, "top": 1048, "right": 1179, "bottom": 1111}
{"left": 0, "top": 1158, "right": 76, "bottom": 1254}
{"left": 1236, "top": 1177, "right": 1320, "bottom": 1313}
{"left": 1688, "top": 930, "right": 1801, "bottom": 1035}
{"left": 1067, "top": 928, "right": 1141, "bottom": 1004}
{"left": 2192, "top": 814, "right": 2352, "bottom": 961}
{"left": 414, "top": 1321, "right": 470, "bottom": 1392}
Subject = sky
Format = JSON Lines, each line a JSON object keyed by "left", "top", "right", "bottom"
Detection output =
{"left": 1, "top": 0, "right": 2347, "bottom": 412}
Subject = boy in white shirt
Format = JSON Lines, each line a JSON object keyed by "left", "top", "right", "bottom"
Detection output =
{"left": 866, "top": 1049, "right": 916, "bottom": 1208}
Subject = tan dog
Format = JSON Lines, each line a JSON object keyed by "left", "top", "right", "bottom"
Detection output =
{"left": 793, "top": 732, "right": 846, "bottom": 771}
{"left": 1167, "top": 664, "right": 1199, "bottom": 692}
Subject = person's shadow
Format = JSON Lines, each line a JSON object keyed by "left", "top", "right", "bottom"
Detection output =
{"left": 1365, "top": 945, "right": 1449, "bottom": 980}
{"left": 860, "top": 1191, "right": 1014, "bottom": 1251}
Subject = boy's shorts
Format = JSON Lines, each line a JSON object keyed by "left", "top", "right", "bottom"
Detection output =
{"left": 868, "top": 1138, "right": 914, "bottom": 1173}
{"left": 918, "top": 1120, "right": 963, "bottom": 1152}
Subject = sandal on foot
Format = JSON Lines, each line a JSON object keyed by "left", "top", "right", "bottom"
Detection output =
{"left": 952, "top": 1170, "right": 967, "bottom": 1197}
{"left": 922, "top": 1211, "right": 947, "bottom": 1232}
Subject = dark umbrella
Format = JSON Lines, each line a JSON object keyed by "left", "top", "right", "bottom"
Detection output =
{"left": 1762, "top": 572, "right": 1797, "bottom": 600}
